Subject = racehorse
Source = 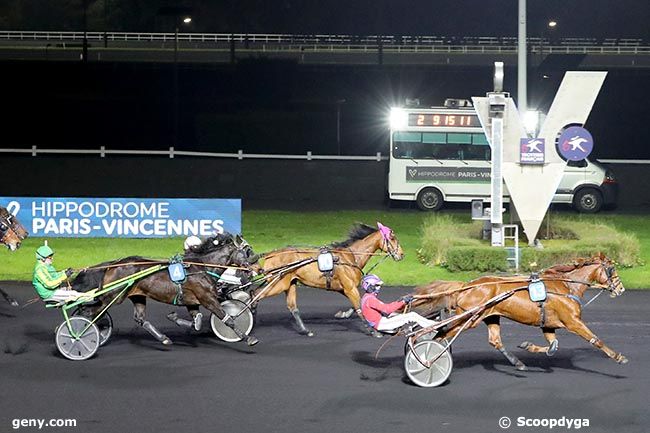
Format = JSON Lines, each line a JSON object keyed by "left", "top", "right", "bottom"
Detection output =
{"left": 0, "top": 206, "right": 29, "bottom": 306}
{"left": 0, "top": 206, "right": 28, "bottom": 252}
{"left": 72, "top": 233, "right": 260, "bottom": 346}
{"left": 255, "top": 222, "right": 404, "bottom": 336}
{"left": 411, "top": 254, "right": 626, "bottom": 370}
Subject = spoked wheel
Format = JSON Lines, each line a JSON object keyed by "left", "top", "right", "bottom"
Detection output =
{"left": 72, "top": 308, "right": 113, "bottom": 346}
{"left": 55, "top": 316, "right": 100, "bottom": 361}
{"left": 210, "top": 299, "right": 254, "bottom": 343}
{"left": 404, "top": 339, "right": 453, "bottom": 387}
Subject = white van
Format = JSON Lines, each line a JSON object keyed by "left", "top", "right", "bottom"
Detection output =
{"left": 388, "top": 103, "right": 618, "bottom": 213}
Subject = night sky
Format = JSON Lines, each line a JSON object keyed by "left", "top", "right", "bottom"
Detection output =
{"left": 2, "top": 0, "right": 650, "bottom": 159}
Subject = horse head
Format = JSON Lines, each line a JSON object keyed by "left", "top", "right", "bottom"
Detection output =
{"left": 376, "top": 222, "right": 404, "bottom": 261}
{"left": 0, "top": 206, "right": 28, "bottom": 251}
{"left": 592, "top": 253, "right": 625, "bottom": 297}
{"left": 186, "top": 233, "right": 258, "bottom": 268}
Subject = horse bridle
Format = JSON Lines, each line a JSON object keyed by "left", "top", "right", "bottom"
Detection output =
{"left": 380, "top": 230, "right": 401, "bottom": 260}
{"left": 601, "top": 262, "right": 623, "bottom": 295}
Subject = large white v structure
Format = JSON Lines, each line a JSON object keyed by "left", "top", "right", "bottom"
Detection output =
{"left": 473, "top": 71, "right": 607, "bottom": 245}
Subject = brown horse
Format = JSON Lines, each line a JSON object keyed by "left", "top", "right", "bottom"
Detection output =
{"left": 0, "top": 206, "right": 28, "bottom": 251}
{"left": 255, "top": 223, "right": 404, "bottom": 336}
{"left": 72, "top": 233, "right": 260, "bottom": 346}
{"left": 0, "top": 205, "right": 28, "bottom": 306}
{"left": 412, "top": 254, "right": 626, "bottom": 370}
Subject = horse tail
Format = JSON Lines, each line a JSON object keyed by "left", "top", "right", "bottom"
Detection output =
{"left": 411, "top": 280, "right": 464, "bottom": 314}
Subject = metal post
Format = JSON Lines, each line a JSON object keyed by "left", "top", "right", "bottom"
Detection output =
{"left": 173, "top": 25, "right": 179, "bottom": 149}
{"left": 517, "top": 0, "right": 527, "bottom": 116}
{"left": 489, "top": 62, "right": 506, "bottom": 247}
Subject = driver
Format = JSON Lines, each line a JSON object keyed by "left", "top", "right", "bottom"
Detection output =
{"left": 32, "top": 245, "right": 89, "bottom": 303}
{"left": 360, "top": 274, "right": 436, "bottom": 332}
{"left": 183, "top": 235, "right": 203, "bottom": 252}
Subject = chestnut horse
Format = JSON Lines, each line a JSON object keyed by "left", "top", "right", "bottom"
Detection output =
{"left": 0, "top": 206, "right": 28, "bottom": 306}
{"left": 0, "top": 206, "right": 28, "bottom": 252}
{"left": 72, "top": 233, "right": 260, "bottom": 346}
{"left": 256, "top": 223, "right": 404, "bottom": 336}
{"left": 412, "top": 254, "right": 626, "bottom": 370}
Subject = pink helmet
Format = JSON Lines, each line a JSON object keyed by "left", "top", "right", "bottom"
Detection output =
{"left": 361, "top": 274, "right": 384, "bottom": 293}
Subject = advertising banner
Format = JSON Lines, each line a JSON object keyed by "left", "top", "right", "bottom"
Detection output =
{"left": 406, "top": 166, "right": 491, "bottom": 182}
{"left": 0, "top": 197, "right": 241, "bottom": 238}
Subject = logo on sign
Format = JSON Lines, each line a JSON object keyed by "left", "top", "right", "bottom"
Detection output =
{"left": 520, "top": 138, "right": 545, "bottom": 165}
{"left": 558, "top": 126, "right": 593, "bottom": 161}
{"left": 6, "top": 201, "right": 20, "bottom": 216}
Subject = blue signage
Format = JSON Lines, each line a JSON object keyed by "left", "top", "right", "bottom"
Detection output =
{"left": 0, "top": 197, "right": 241, "bottom": 238}
{"left": 520, "top": 138, "right": 545, "bottom": 165}
{"left": 558, "top": 126, "right": 594, "bottom": 161}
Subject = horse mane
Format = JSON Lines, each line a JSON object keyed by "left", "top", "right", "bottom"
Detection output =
{"left": 413, "top": 280, "right": 465, "bottom": 298}
{"left": 330, "top": 223, "right": 378, "bottom": 248}
{"left": 544, "top": 255, "right": 607, "bottom": 274}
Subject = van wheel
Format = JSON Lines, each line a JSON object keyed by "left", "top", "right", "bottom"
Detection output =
{"left": 573, "top": 188, "right": 603, "bottom": 213}
{"left": 417, "top": 188, "right": 444, "bottom": 211}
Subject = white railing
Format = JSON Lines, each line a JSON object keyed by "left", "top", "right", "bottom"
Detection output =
{"left": 0, "top": 146, "right": 387, "bottom": 161}
{"left": 1, "top": 146, "right": 647, "bottom": 164}
{"left": 0, "top": 31, "right": 648, "bottom": 54}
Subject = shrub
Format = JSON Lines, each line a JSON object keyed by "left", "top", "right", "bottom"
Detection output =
{"left": 420, "top": 214, "right": 642, "bottom": 272}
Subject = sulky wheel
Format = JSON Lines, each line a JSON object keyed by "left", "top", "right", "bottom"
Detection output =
{"left": 404, "top": 339, "right": 453, "bottom": 387}
{"left": 210, "top": 299, "right": 254, "bottom": 343}
{"left": 72, "top": 308, "right": 113, "bottom": 347}
{"left": 55, "top": 316, "right": 100, "bottom": 361}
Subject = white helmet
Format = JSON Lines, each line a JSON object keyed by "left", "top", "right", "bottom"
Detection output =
{"left": 183, "top": 235, "right": 202, "bottom": 251}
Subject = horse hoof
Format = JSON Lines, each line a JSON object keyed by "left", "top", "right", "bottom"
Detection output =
{"left": 246, "top": 336, "right": 259, "bottom": 346}
{"left": 10, "top": 300, "right": 19, "bottom": 307}
{"left": 616, "top": 354, "right": 628, "bottom": 364}
{"left": 306, "top": 331, "right": 314, "bottom": 337}
{"left": 193, "top": 312, "right": 203, "bottom": 331}
{"left": 546, "top": 340, "right": 559, "bottom": 357}
{"left": 161, "top": 338, "right": 173, "bottom": 346}
{"left": 515, "top": 361, "right": 527, "bottom": 371}
{"left": 518, "top": 341, "right": 532, "bottom": 350}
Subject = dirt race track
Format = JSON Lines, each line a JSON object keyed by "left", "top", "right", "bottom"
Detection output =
{"left": 0, "top": 283, "right": 648, "bottom": 433}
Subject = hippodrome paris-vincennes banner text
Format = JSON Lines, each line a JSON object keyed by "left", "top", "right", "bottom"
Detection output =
{"left": 0, "top": 197, "right": 241, "bottom": 238}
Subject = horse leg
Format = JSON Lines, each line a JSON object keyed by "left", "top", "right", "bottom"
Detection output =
{"left": 131, "top": 296, "right": 172, "bottom": 345}
{"left": 188, "top": 305, "right": 203, "bottom": 331}
{"left": 0, "top": 287, "right": 19, "bottom": 307}
{"left": 485, "top": 317, "right": 527, "bottom": 371}
{"left": 339, "top": 279, "right": 380, "bottom": 338}
{"left": 518, "top": 328, "right": 559, "bottom": 356}
{"left": 334, "top": 307, "right": 355, "bottom": 319}
{"left": 166, "top": 305, "right": 203, "bottom": 331}
{"left": 286, "top": 284, "right": 313, "bottom": 337}
{"left": 564, "top": 317, "right": 627, "bottom": 364}
{"left": 195, "top": 290, "right": 258, "bottom": 346}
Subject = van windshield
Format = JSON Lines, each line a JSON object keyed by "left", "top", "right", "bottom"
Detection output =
{"left": 392, "top": 132, "right": 490, "bottom": 160}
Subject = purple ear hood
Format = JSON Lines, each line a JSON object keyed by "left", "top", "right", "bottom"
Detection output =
{"left": 377, "top": 222, "right": 392, "bottom": 240}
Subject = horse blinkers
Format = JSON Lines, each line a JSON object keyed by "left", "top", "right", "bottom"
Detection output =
{"left": 603, "top": 263, "right": 624, "bottom": 297}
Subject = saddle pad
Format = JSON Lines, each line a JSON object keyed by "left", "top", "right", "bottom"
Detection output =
{"left": 168, "top": 262, "right": 187, "bottom": 283}
{"left": 317, "top": 252, "right": 334, "bottom": 272}
{"left": 528, "top": 280, "right": 547, "bottom": 302}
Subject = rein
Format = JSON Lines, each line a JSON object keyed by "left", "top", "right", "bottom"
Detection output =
{"left": 412, "top": 276, "right": 609, "bottom": 301}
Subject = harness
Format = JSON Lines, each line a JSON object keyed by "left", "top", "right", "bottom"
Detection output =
{"left": 167, "top": 255, "right": 188, "bottom": 305}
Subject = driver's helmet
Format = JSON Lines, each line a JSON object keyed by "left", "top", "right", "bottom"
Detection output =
{"left": 183, "top": 235, "right": 202, "bottom": 251}
{"left": 361, "top": 274, "right": 384, "bottom": 293}
{"left": 36, "top": 245, "right": 54, "bottom": 259}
